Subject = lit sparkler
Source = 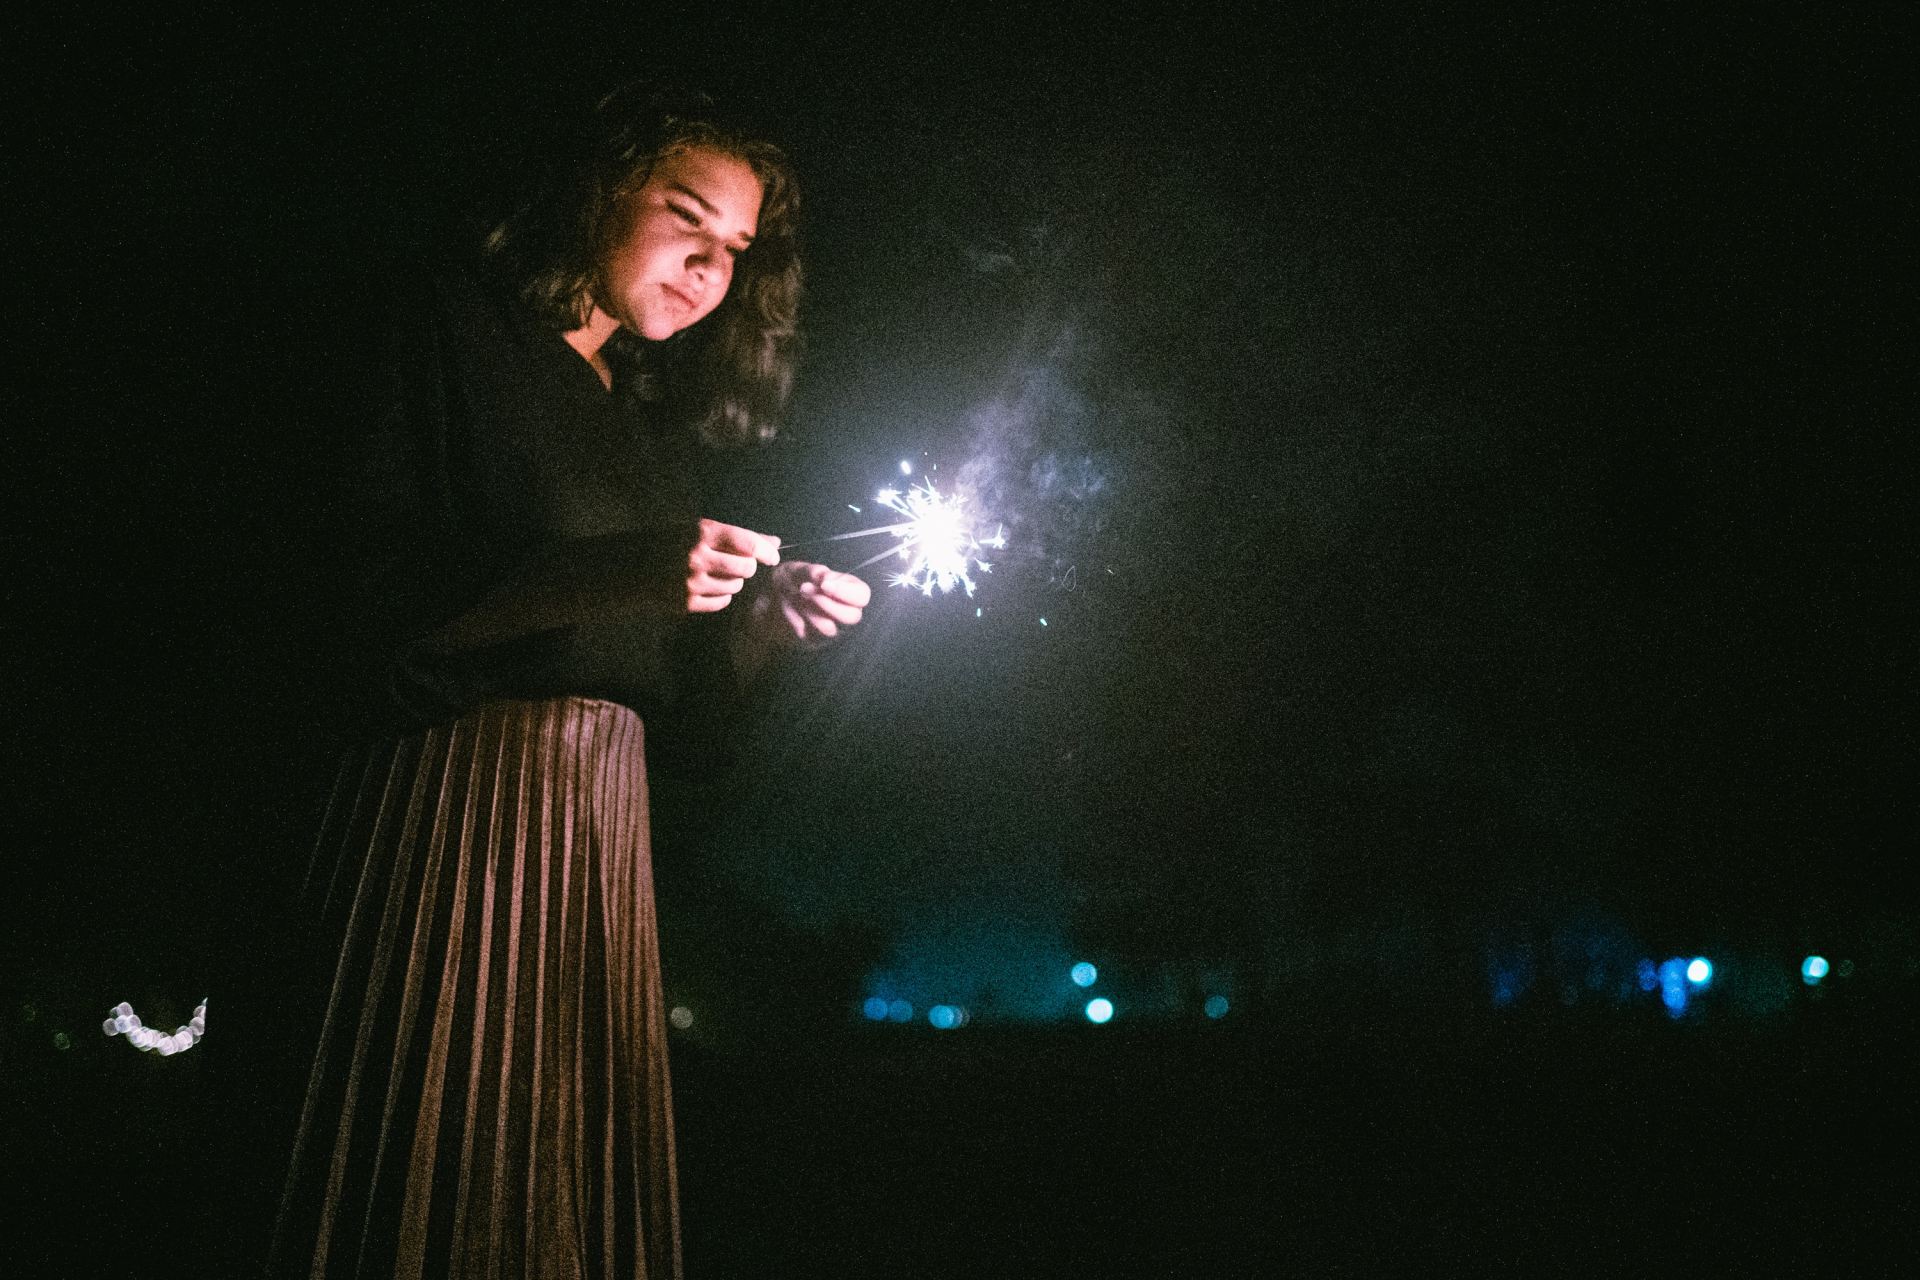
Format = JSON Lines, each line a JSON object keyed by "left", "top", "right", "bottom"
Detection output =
{"left": 855, "top": 479, "right": 1006, "bottom": 597}
{"left": 784, "top": 468, "right": 1009, "bottom": 597}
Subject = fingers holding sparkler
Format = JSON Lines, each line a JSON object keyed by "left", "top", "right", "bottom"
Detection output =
{"left": 687, "top": 517, "right": 780, "bottom": 613}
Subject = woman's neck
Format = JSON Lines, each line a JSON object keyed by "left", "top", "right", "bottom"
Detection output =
{"left": 562, "top": 306, "right": 622, "bottom": 391}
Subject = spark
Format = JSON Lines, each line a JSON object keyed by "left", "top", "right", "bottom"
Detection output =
{"left": 858, "top": 480, "right": 1006, "bottom": 596}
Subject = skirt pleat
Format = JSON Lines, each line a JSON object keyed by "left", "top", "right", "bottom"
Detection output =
{"left": 270, "top": 698, "right": 679, "bottom": 1279}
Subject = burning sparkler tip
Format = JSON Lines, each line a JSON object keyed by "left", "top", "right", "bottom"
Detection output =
{"left": 864, "top": 475, "right": 1007, "bottom": 599}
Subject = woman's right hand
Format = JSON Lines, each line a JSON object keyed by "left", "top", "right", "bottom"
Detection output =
{"left": 686, "top": 518, "right": 780, "bottom": 613}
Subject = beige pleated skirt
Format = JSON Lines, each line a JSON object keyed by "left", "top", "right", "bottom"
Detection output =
{"left": 270, "top": 698, "right": 680, "bottom": 1279}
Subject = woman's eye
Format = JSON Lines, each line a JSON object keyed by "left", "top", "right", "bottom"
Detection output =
{"left": 670, "top": 206, "right": 700, "bottom": 226}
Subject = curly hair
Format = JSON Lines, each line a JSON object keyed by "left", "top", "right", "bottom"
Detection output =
{"left": 481, "top": 84, "right": 802, "bottom": 447}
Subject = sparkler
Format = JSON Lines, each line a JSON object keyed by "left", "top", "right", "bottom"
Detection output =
{"left": 786, "top": 475, "right": 1008, "bottom": 597}
{"left": 855, "top": 479, "right": 1006, "bottom": 596}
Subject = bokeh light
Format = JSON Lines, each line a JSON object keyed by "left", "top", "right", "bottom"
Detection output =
{"left": 1203, "top": 995, "right": 1229, "bottom": 1019}
{"left": 103, "top": 999, "right": 207, "bottom": 1055}
{"left": 1636, "top": 958, "right": 1659, "bottom": 992}
{"left": 1070, "top": 962, "right": 1098, "bottom": 988}
{"left": 862, "top": 996, "right": 890, "bottom": 1021}
{"left": 929, "top": 1004, "right": 961, "bottom": 1030}
{"left": 1659, "top": 959, "right": 1689, "bottom": 1017}
{"left": 668, "top": 1006, "right": 694, "bottom": 1030}
{"left": 1085, "top": 998, "right": 1114, "bottom": 1024}
{"left": 1687, "top": 957, "right": 1713, "bottom": 986}
{"left": 886, "top": 999, "right": 915, "bottom": 1024}
{"left": 1801, "top": 955, "right": 1829, "bottom": 985}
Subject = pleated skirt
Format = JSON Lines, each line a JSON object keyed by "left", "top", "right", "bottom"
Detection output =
{"left": 270, "top": 698, "right": 680, "bottom": 1279}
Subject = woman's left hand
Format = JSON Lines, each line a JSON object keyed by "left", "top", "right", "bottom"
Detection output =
{"left": 751, "top": 561, "right": 872, "bottom": 651}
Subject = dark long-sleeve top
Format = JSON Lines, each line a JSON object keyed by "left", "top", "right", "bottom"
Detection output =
{"left": 324, "top": 263, "right": 737, "bottom": 756}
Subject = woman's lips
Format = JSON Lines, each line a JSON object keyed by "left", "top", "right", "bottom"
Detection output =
{"left": 662, "top": 284, "right": 698, "bottom": 310}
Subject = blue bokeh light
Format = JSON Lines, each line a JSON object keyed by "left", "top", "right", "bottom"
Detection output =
{"left": 886, "top": 999, "right": 915, "bottom": 1024}
{"left": 862, "top": 997, "right": 890, "bottom": 1022}
{"left": 1203, "top": 995, "right": 1229, "bottom": 1020}
{"left": 1687, "top": 957, "right": 1713, "bottom": 986}
{"left": 1636, "top": 958, "right": 1659, "bottom": 992}
{"left": 1801, "top": 955, "right": 1829, "bottom": 985}
{"left": 1084, "top": 998, "right": 1114, "bottom": 1024}
{"left": 929, "top": 1004, "right": 961, "bottom": 1030}
{"left": 1659, "top": 958, "right": 1689, "bottom": 1017}
{"left": 1070, "top": 962, "right": 1098, "bottom": 988}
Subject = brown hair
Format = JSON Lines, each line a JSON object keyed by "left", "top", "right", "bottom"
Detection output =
{"left": 482, "top": 85, "right": 802, "bottom": 446}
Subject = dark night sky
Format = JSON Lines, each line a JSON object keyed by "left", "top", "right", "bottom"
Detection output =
{"left": 9, "top": 5, "right": 1911, "bottom": 1010}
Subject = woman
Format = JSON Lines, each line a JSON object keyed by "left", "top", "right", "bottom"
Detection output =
{"left": 268, "top": 89, "right": 868, "bottom": 1277}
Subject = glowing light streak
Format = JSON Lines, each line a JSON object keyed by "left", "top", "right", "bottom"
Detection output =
{"left": 854, "top": 480, "right": 1006, "bottom": 597}
{"left": 103, "top": 998, "right": 207, "bottom": 1056}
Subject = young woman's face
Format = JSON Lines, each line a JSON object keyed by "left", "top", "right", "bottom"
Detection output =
{"left": 597, "top": 146, "right": 764, "bottom": 341}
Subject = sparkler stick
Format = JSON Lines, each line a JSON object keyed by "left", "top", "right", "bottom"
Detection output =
{"left": 777, "top": 520, "right": 915, "bottom": 551}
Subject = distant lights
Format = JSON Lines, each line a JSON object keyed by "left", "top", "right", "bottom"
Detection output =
{"left": 1686, "top": 957, "right": 1713, "bottom": 986}
{"left": 1084, "top": 998, "right": 1114, "bottom": 1024}
{"left": 1658, "top": 959, "right": 1689, "bottom": 1017}
{"left": 1070, "top": 962, "right": 1098, "bottom": 988}
{"left": 668, "top": 1006, "right": 694, "bottom": 1030}
{"left": 1636, "top": 959, "right": 1659, "bottom": 993}
{"left": 1801, "top": 955, "right": 1829, "bottom": 985}
{"left": 103, "top": 999, "right": 207, "bottom": 1056}
{"left": 1203, "top": 995, "right": 1230, "bottom": 1020}
{"left": 862, "top": 996, "right": 891, "bottom": 1021}
{"left": 886, "top": 999, "right": 915, "bottom": 1024}
{"left": 928, "top": 1004, "right": 965, "bottom": 1030}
